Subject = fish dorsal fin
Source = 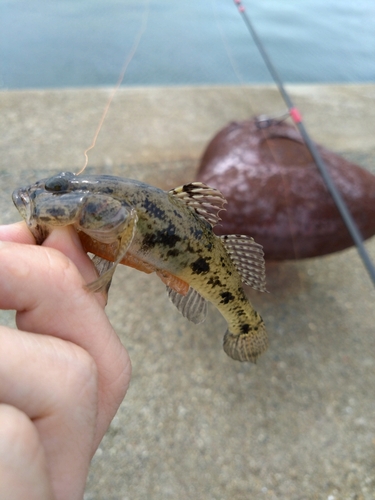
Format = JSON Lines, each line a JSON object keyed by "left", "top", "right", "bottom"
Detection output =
{"left": 167, "top": 286, "right": 207, "bottom": 324}
{"left": 169, "top": 182, "right": 227, "bottom": 227}
{"left": 220, "top": 235, "right": 267, "bottom": 292}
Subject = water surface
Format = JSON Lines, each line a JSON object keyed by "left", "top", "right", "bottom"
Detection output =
{"left": 1, "top": 0, "right": 374, "bottom": 88}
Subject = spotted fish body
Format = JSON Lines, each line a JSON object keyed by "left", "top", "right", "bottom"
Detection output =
{"left": 12, "top": 172, "right": 268, "bottom": 362}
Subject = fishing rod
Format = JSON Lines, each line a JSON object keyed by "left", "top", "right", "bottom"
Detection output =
{"left": 233, "top": 0, "right": 375, "bottom": 287}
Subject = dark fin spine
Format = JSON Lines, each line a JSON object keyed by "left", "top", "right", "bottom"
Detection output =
{"left": 169, "top": 182, "right": 227, "bottom": 227}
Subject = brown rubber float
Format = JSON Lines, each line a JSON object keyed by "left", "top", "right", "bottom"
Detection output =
{"left": 197, "top": 118, "right": 375, "bottom": 260}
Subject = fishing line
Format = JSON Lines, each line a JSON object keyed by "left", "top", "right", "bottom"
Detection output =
{"left": 233, "top": 0, "right": 375, "bottom": 288}
{"left": 76, "top": 0, "right": 150, "bottom": 176}
{"left": 211, "top": 0, "right": 244, "bottom": 83}
{"left": 212, "top": 0, "right": 305, "bottom": 271}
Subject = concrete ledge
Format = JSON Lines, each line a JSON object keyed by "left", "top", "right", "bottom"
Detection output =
{"left": 1, "top": 84, "right": 375, "bottom": 500}
{"left": 1, "top": 84, "right": 374, "bottom": 174}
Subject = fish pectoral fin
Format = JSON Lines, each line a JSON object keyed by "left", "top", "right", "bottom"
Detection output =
{"left": 86, "top": 209, "right": 138, "bottom": 294}
{"left": 116, "top": 208, "right": 138, "bottom": 261}
{"left": 167, "top": 286, "right": 207, "bottom": 324}
{"left": 91, "top": 255, "right": 114, "bottom": 277}
{"left": 220, "top": 235, "right": 267, "bottom": 292}
{"left": 86, "top": 256, "right": 115, "bottom": 295}
{"left": 169, "top": 182, "right": 227, "bottom": 227}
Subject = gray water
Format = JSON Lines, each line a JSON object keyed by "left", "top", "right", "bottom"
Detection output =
{"left": 1, "top": 0, "right": 374, "bottom": 89}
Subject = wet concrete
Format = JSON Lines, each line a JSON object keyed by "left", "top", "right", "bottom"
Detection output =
{"left": 0, "top": 84, "right": 375, "bottom": 499}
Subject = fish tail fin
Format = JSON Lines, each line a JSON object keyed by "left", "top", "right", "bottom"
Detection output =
{"left": 223, "top": 321, "right": 268, "bottom": 363}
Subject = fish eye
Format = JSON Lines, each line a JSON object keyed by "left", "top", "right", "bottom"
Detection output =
{"left": 45, "top": 175, "right": 70, "bottom": 193}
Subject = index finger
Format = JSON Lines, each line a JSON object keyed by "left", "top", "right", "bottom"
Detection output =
{"left": 0, "top": 222, "right": 36, "bottom": 245}
{"left": 0, "top": 232, "right": 131, "bottom": 444}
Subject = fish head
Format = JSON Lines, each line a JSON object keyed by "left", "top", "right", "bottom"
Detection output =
{"left": 12, "top": 173, "right": 86, "bottom": 242}
{"left": 12, "top": 172, "right": 135, "bottom": 245}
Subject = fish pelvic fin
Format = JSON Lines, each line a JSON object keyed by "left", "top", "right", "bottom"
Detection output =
{"left": 169, "top": 182, "right": 227, "bottom": 227}
{"left": 220, "top": 235, "right": 267, "bottom": 292}
{"left": 223, "top": 320, "right": 268, "bottom": 363}
{"left": 167, "top": 286, "right": 207, "bottom": 324}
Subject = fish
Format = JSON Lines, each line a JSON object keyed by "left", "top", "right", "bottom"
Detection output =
{"left": 12, "top": 171, "right": 268, "bottom": 362}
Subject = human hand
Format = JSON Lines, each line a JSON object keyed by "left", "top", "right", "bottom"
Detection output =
{"left": 0, "top": 222, "right": 131, "bottom": 500}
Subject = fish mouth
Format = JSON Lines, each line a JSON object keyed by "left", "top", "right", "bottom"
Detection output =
{"left": 12, "top": 186, "right": 50, "bottom": 244}
{"left": 12, "top": 188, "right": 33, "bottom": 225}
